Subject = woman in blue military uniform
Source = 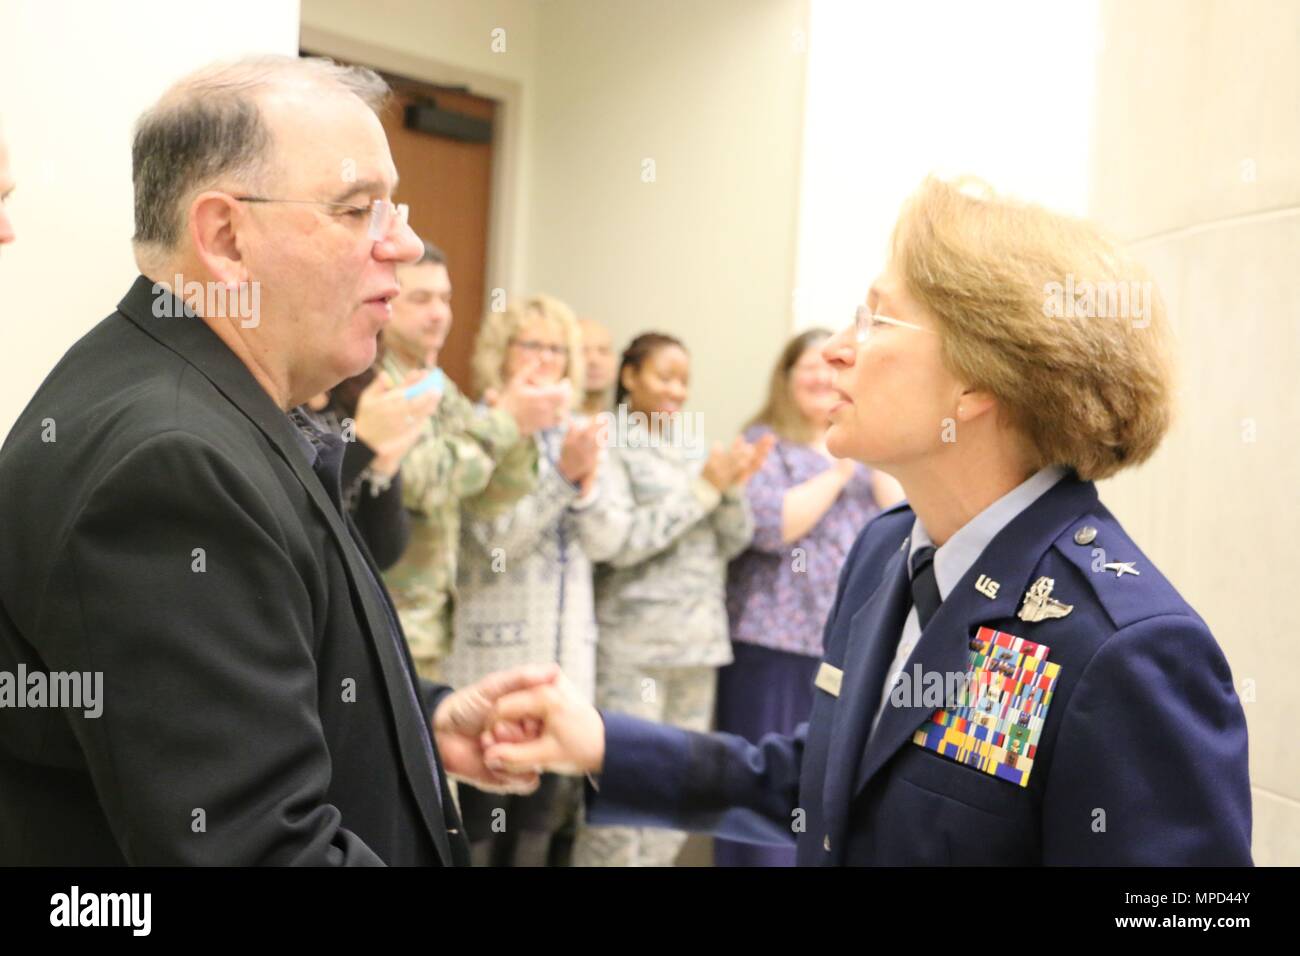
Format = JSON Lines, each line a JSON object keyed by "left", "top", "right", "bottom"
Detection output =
{"left": 481, "top": 176, "right": 1252, "bottom": 866}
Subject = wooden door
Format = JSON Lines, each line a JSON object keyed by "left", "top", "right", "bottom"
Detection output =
{"left": 378, "top": 85, "right": 495, "bottom": 396}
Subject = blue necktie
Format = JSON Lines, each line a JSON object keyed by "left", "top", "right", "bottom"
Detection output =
{"left": 910, "top": 545, "right": 942, "bottom": 631}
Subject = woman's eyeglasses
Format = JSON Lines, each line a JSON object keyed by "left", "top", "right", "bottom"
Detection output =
{"left": 510, "top": 339, "right": 568, "bottom": 359}
{"left": 853, "top": 305, "right": 931, "bottom": 344}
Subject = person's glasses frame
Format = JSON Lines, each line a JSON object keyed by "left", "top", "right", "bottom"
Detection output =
{"left": 510, "top": 338, "right": 569, "bottom": 359}
{"left": 231, "top": 195, "right": 409, "bottom": 242}
{"left": 853, "top": 304, "right": 931, "bottom": 344}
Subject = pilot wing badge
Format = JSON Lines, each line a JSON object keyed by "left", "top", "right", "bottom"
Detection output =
{"left": 1016, "top": 576, "right": 1074, "bottom": 622}
{"left": 912, "top": 626, "right": 1062, "bottom": 787}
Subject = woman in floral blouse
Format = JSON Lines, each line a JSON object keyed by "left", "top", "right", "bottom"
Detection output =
{"left": 718, "top": 328, "right": 903, "bottom": 867}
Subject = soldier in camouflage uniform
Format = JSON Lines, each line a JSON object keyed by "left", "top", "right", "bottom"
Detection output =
{"left": 573, "top": 333, "right": 772, "bottom": 866}
{"left": 377, "top": 242, "right": 563, "bottom": 681}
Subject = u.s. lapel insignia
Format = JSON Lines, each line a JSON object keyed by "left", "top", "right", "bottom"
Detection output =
{"left": 1102, "top": 561, "right": 1140, "bottom": 578}
{"left": 1017, "top": 576, "right": 1074, "bottom": 622}
{"left": 974, "top": 574, "right": 1000, "bottom": 599}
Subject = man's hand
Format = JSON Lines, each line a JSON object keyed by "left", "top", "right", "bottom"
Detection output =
{"left": 481, "top": 671, "right": 606, "bottom": 777}
{"left": 354, "top": 370, "right": 438, "bottom": 476}
{"left": 433, "top": 663, "right": 562, "bottom": 793}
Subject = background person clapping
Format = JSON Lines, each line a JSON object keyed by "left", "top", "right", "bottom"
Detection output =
{"left": 572, "top": 332, "right": 772, "bottom": 867}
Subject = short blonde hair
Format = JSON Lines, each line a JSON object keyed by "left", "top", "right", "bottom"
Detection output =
{"left": 471, "top": 293, "right": 585, "bottom": 404}
{"left": 891, "top": 176, "right": 1174, "bottom": 481}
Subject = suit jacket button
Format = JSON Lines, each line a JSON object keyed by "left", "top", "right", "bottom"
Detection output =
{"left": 823, "top": 835, "right": 831, "bottom": 852}
{"left": 1073, "top": 526, "right": 1098, "bottom": 545}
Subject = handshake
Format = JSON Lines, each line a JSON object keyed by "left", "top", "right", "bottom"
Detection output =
{"left": 431, "top": 663, "right": 604, "bottom": 794}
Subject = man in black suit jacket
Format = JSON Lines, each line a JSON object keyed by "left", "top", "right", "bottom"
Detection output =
{"left": 0, "top": 55, "right": 549, "bottom": 865}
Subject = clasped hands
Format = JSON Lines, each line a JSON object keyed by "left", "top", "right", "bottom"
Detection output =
{"left": 432, "top": 663, "right": 604, "bottom": 794}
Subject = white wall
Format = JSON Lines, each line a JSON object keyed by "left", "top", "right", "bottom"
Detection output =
{"left": 304, "top": 0, "right": 540, "bottom": 83}
{"left": 527, "top": 0, "right": 809, "bottom": 442}
{"left": 0, "top": 0, "right": 301, "bottom": 434}
{"left": 793, "top": 0, "right": 1099, "bottom": 331}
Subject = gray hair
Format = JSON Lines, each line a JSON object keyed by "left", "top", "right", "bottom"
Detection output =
{"left": 131, "top": 55, "right": 389, "bottom": 250}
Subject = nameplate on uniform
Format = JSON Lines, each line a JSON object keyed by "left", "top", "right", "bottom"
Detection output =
{"left": 814, "top": 662, "right": 843, "bottom": 697}
{"left": 911, "top": 626, "right": 1061, "bottom": 788}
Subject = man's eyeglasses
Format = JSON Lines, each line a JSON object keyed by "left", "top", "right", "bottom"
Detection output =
{"left": 853, "top": 305, "right": 931, "bottom": 344}
{"left": 233, "top": 196, "right": 409, "bottom": 241}
{"left": 510, "top": 338, "right": 568, "bottom": 359}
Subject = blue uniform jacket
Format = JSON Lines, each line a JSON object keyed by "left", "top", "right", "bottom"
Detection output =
{"left": 585, "top": 474, "right": 1252, "bottom": 864}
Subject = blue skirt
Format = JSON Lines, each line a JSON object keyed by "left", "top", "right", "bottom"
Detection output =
{"left": 713, "top": 640, "right": 820, "bottom": 867}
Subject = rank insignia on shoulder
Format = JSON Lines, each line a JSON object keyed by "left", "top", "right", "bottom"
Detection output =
{"left": 912, "top": 626, "right": 1061, "bottom": 787}
{"left": 1017, "top": 576, "right": 1073, "bottom": 622}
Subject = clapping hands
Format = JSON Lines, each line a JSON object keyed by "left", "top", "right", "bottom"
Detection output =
{"left": 353, "top": 369, "right": 440, "bottom": 477}
{"left": 485, "top": 357, "right": 572, "bottom": 437}
{"left": 557, "top": 417, "right": 603, "bottom": 495}
{"left": 700, "top": 432, "right": 776, "bottom": 492}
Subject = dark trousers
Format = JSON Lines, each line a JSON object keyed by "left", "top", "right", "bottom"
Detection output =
{"left": 714, "top": 640, "right": 820, "bottom": 867}
{"left": 456, "top": 773, "right": 582, "bottom": 867}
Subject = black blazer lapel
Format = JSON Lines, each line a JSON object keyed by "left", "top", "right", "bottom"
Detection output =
{"left": 117, "top": 276, "right": 453, "bottom": 864}
{"left": 340, "top": 513, "right": 457, "bottom": 867}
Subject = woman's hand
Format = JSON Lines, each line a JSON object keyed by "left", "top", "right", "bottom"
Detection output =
{"left": 557, "top": 417, "right": 602, "bottom": 486}
{"left": 779, "top": 451, "right": 856, "bottom": 543}
{"left": 730, "top": 432, "right": 776, "bottom": 488}
{"left": 493, "top": 360, "right": 571, "bottom": 437}
{"left": 701, "top": 441, "right": 738, "bottom": 491}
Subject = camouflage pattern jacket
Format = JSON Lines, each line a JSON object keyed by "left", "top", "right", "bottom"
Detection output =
{"left": 594, "top": 425, "right": 755, "bottom": 668}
